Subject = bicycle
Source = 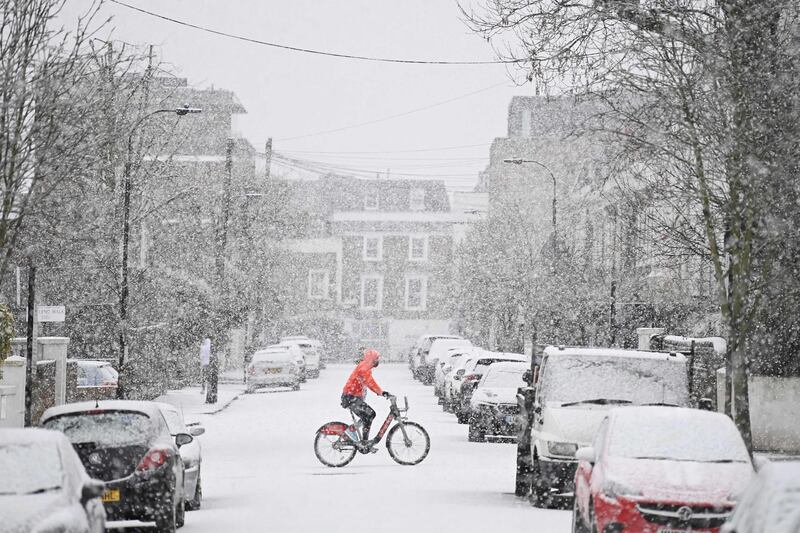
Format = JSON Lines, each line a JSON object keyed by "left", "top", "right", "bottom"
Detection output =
{"left": 313, "top": 395, "right": 430, "bottom": 467}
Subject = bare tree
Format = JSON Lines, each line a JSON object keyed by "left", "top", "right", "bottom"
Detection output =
{"left": 460, "top": 0, "right": 800, "bottom": 451}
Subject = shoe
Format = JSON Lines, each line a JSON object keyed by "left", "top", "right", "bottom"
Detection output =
{"left": 357, "top": 440, "right": 379, "bottom": 454}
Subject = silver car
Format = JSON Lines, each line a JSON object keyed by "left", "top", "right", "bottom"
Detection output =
{"left": 0, "top": 428, "right": 106, "bottom": 533}
{"left": 246, "top": 349, "right": 302, "bottom": 392}
{"left": 156, "top": 403, "right": 205, "bottom": 511}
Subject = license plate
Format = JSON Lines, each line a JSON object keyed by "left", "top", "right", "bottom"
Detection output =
{"left": 265, "top": 368, "right": 281, "bottom": 374}
{"left": 102, "top": 489, "right": 120, "bottom": 503}
{"left": 658, "top": 529, "right": 692, "bottom": 533}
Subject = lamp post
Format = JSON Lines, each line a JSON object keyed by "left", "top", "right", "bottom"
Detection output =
{"left": 503, "top": 158, "right": 557, "bottom": 258}
{"left": 117, "top": 105, "right": 201, "bottom": 399}
{"left": 503, "top": 157, "right": 558, "bottom": 498}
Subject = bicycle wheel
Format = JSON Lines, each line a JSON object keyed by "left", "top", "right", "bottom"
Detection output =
{"left": 314, "top": 421, "right": 357, "bottom": 467}
{"left": 386, "top": 421, "right": 430, "bottom": 465}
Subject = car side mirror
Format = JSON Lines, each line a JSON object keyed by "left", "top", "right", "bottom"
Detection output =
{"left": 189, "top": 426, "right": 205, "bottom": 437}
{"left": 575, "top": 446, "right": 595, "bottom": 464}
{"left": 81, "top": 479, "right": 105, "bottom": 504}
{"left": 175, "top": 433, "right": 194, "bottom": 447}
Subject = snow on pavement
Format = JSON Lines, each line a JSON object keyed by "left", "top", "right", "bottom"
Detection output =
{"left": 181, "top": 363, "right": 570, "bottom": 533}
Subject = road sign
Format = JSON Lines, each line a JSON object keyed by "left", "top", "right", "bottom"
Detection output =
{"left": 37, "top": 306, "right": 65, "bottom": 322}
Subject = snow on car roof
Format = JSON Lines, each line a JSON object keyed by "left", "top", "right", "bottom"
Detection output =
{"left": 0, "top": 428, "right": 71, "bottom": 445}
{"left": 543, "top": 346, "right": 686, "bottom": 362}
{"left": 485, "top": 361, "right": 528, "bottom": 372}
{"left": 41, "top": 399, "right": 163, "bottom": 421}
{"left": 70, "top": 359, "right": 113, "bottom": 367}
{"left": 154, "top": 401, "right": 180, "bottom": 414}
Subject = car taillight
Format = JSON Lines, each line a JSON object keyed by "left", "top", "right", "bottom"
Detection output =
{"left": 464, "top": 374, "right": 480, "bottom": 382}
{"left": 137, "top": 448, "right": 169, "bottom": 472}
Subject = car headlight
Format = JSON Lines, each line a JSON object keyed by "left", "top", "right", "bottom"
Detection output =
{"left": 603, "top": 478, "right": 642, "bottom": 499}
{"left": 547, "top": 441, "right": 578, "bottom": 457}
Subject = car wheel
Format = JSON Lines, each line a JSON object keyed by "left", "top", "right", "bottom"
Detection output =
{"left": 529, "top": 455, "right": 554, "bottom": 509}
{"left": 186, "top": 471, "right": 202, "bottom": 511}
{"left": 467, "top": 417, "right": 485, "bottom": 442}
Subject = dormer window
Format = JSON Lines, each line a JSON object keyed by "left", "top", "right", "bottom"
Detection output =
{"left": 410, "top": 188, "right": 425, "bottom": 211}
{"left": 365, "top": 189, "right": 379, "bottom": 210}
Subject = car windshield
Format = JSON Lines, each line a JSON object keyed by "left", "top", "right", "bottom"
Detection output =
{"left": 482, "top": 368, "right": 526, "bottom": 388}
{"left": 0, "top": 442, "right": 63, "bottom": 495}
{"left": 539, "top": 355, "right": 687, "bottom": 406}
{"left": 43, "top": 411, "right": 154, "bottom": 446}
{"left": 160, "top": 409, "right": 187, "bottom": 434}
{"left": 608, "top": 411, "right": 751, "bottom": 463}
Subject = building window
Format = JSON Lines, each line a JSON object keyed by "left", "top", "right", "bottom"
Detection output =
{"left": 308, "top": 269, "right": 329, "bottom": 300}
{"left": 364, "top": 189, "right": 379, "bottom": 210}
{"left": 405, "top": 276, "right": 427, "bottom": 311}
{"left": 363, "top": 236, "right": 383, "bottom": 261}
{"left": 408, "top": 236, "right": 428, "bottom": 261}
{"left": 361, "top": 275, "right": 383, "bottom": 310}
{"left": 410, "top": 188, "right": 425, "bottom": 211}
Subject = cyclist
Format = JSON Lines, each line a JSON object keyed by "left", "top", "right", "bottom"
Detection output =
{"left": 341, "top": 348, "right": 392, "bottom": 452}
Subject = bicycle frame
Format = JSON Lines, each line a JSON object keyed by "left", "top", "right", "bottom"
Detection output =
{"left": 322, "top": 396, "right": 411, "bottom": 446}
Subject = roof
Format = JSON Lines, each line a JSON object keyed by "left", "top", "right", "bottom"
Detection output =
{"left": 0, "top": 428, "right": 70, "bottom": 445}
{"left": 485, "top": 361, "right": 529, "bottom": 372}
{"left": 543, "top": 346, "right": 687, "bottom": 362}
{"left": 41, "top": 400, "right": 163, "bottom": 421}
{"left": 478, "top": 351, "right": 526, "bottom": 361}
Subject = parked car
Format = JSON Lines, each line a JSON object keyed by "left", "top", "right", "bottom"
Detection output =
{"left": 434, "top": 348, "right": 469, "bottom": 400}
{"left": 0, "top": 428, "right": 106, "bottom": 533}
{"left": 40, "top": 400, "right": 191, "bottom": 532}
{"left": 75, "top": 360, "right": 119, "bottom": 387}
{"left": 573, "top": 406, "right": 753, "bottom": 533}
{"left": 266, "top": 343, "right": 306, "bottom": 382}
{"left": 530, "top": 346, "right": 690, "bottom": 508}
{"left": 408, "top": 334, "right": 462, "bottom": 380}
{"left": 454, "top": 352, "right": 526, "bottom": 424}
{"left": 156, "top": 403, "right": 205, "bottom": 511}
{"left": 442, "top": 347, "right": 479, "bottom": 411}
{"left": 280, "top": 339, "right": 321, "bottom": 378}
{"left": 722, "top": 461, "right": 800, "bottom": 533}
{"left": 246, "top": 348, "right": 302, "bottom": 392}
{"left": 421, "top": 338, "right": 472, "bottom": 385}
{"left": 467, "top": 361, "right": 529, "bottom": 441}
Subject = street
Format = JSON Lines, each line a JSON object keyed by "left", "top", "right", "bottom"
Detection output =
{"left": 178, "top": 364, "right": 569, "bottom": 533}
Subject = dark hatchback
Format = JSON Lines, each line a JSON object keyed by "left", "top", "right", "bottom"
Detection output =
{"left": 41, "top": 400, "right": 192, "bottom": 533}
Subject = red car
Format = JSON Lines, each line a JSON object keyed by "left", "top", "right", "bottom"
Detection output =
{"left": 572, "top": 406, "right": 753, "bottom": 533}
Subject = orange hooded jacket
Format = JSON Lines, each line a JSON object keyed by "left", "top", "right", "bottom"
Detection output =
{"left": 342, "top": 349, "right": 383, "bottom": 398}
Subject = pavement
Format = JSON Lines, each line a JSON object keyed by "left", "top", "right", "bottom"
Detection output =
{"left": 154, "top": 382, "right": 245, "bottom": 420}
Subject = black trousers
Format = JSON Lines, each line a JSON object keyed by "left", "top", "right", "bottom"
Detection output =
{"left": 341, "top": 394, "right": 376, "bottom": 440}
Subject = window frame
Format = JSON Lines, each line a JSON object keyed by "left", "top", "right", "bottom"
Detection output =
{"left": 409, "top": 188, "right": 425, "bottom": 211}
{"left": 364, "top": 189, "right": 379, "bottom": 210}
{"left": 307, "top": 269, "right": 330, "bottom": 300}
{"left": 404, "top": 275, "right": 428, "bottom": 311}
{"left": 408, "top": 235, "right": 428, "bottom": 262}
{"left": 360, "top": 274, "right": 384, "bottom": 310}
{"left": 363, "top": 235, "right": 383, "bottom": 262}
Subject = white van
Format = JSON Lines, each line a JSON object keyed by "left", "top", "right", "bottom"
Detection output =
{"left": 530, "top": 346, "right": 689, "bottom": 507}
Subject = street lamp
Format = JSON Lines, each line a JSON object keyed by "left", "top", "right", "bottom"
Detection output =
{"left": 503, "top": 158, "right": 557, "bottom": 252}
{"left": 117, "top": 105, "right": 202, "bottom": 399}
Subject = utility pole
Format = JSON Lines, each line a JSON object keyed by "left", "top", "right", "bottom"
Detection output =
{"left": 207, "top": 138, "right": 234, "bottom": 404}
{"left": 24, "top": 264, "right": 35, "bottom": 427}
{"left": 264, "top": 137, "right": 272, "bottom": 179}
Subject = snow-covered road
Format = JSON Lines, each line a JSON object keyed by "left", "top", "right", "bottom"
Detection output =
{"left": 181, "top": 363, "right": 570, "bottom": 533}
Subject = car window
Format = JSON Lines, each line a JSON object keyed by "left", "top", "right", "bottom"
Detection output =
{"left": 160, "top": 409, "right": 187, "bottom": 434}
{"left": 0, "top": 442, "right": 63, "bottom": 495}
{"left": 481, "top": 368, "right": 526, "bottom": 388}
{"left": 43, "top": 411, "right": 155, "bottom": 446}
{"left": 99, "top": 365, "right": 118, "bottom": 382}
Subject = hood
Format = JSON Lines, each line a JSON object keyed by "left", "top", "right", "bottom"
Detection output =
{"left": 538, "top": 405, "right": 611, "bottom": 445}
{"left": 0, "top": 493, "right": 67, "bottom": 532}
{"left": 607, "top": 457, "right": 753, "bottom": 503}
{"left": 474, "top": 387, "right": 518, "bottom": 405}
{"left": 363, "top": 349, "right": 380, "bottom": 367}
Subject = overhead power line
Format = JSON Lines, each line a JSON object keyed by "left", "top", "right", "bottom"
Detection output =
{"left": 278, "top": 142, "right": 491, "bottom": 155}
{"left": 110, "top": 0, "right": 526, "bottom": 66}
{"left": 276, "top": 81, "right": 510, "bottom": 142}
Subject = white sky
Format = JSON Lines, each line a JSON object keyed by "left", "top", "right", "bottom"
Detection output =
{"left": 59, "top": 1, "right": 531, "bottom": 191}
